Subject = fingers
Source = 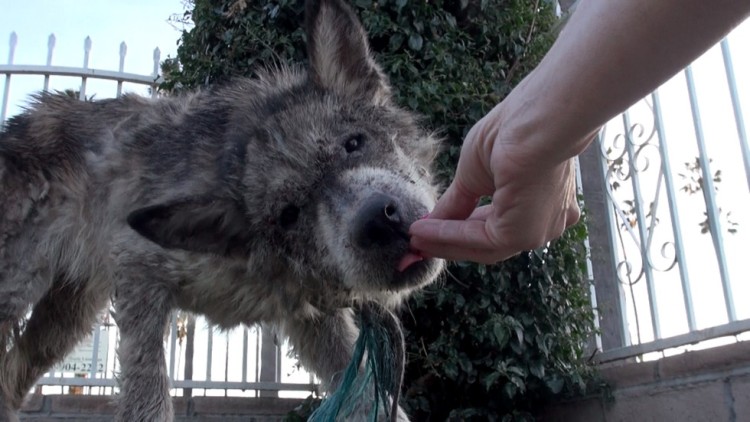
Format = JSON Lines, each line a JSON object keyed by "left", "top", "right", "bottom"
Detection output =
{"left": 428, "top": 118, "right": 496, "bottom": 220}
{"left": 410, "top": 110, "right": 586, "bottom": 265}
{"left": 427, "top": 179, "right": 481, "bottom": 221}
{"left": 413, "top": 240, "right": 512, "bottom": 265}
{"left": 410, "top": 211, "right": 571, "bottom": 264}
{"left": 411, "top": 237, "right": 514, "bottom": 264}
{"left": 409, "top": 214, "right": 516, "bottom": 264}
{"left": 565, "top": 159, "right": 582, "bottom": 227}
{"left": 410, "top": 218, "right": 493, "bottom": 251}
{"left": 466, "top": 205, "right": 494, "bottom": 221}
{"left": 409, "top": 165, "right": 580, "bottom": 264}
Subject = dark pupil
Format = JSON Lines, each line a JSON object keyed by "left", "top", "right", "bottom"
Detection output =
{"left": 344, "top": 135, "right": 361, "bottom": 153}
{"left": 279, "top": 205, "right": 300, "bottom": 228}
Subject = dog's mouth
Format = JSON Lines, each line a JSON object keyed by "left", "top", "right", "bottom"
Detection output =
{"left": 386, "top": 247, "right": 442, "bottom": 292}
{"left": 396, "top": 249, "right": 424, "bottom": 272}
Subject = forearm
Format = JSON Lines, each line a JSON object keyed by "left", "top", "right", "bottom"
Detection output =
{"left": 505, "top": 0, "right": 750, "bottom": 165}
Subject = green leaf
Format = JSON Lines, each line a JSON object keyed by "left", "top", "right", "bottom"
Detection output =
{"left": 483, "top": 372, "right": 501, "bottom": 391}
{"left": 529, "top": 361, "right": 545, "bottom": 379}
{"left": 546, "top": 376, "right": 565, "bottom": 394}
{"left": 408, "top": 33, "right": 423, "bottom": 51}
{"left": 504, "top": 381, "right": 517, "bottom": 399}
{"left": 493, "top": 323, "right": 509, "bottom": 348}
{"left": 515, "top": 326, "right": 525, "bottom": 347}
{"left": 388, "top": 33, "right": 404, "bottom": 51}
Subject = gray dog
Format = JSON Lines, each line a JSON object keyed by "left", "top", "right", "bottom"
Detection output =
{"left": 0, "top": 0, "right": 445, "bottom": 420}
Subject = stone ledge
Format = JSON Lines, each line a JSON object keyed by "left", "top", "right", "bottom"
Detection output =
{"left": 48, "top": 395, "right": 115, "bottom": 415}
{"left": 537, "top": 341, "right": 750, "bottom": 422}
{"left": 599, "top": 340, "right": 750, "bottom": 388}
{"left": 656, "top": 340, "right": 750, "bottom": 381}
{"left": 191, "top": 396, "right": 302, "bottom": 415}
{"left": 20, "top": 395, "right": 305, "bottom": 420}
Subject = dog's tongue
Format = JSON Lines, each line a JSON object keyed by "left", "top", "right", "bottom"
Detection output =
{"left": 397, "top": 251, "right": 424, "bottom": 272}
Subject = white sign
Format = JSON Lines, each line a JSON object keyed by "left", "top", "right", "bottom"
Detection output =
{"left": 53, "top": 328, "right": 109, "bottom": 375}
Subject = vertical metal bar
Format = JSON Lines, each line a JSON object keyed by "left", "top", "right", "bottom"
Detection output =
{"left": 259, "top": 327, "right": 278, "bottom": 397}
{"left": 89, "top": 323, "right": 102, "bottom": 379}
{"left": 169, "top": 313, "right": 178, "bottom": 381}
{"left": 43, "top": 34, "right": 55, "bottom": 91}
{"left": 80, "top": 36, "right": 91, "bottom": 100}
{"left": 224, "top": 333, "right": 230, "bottom": 396}
{"left": 574, "top": 157, "right": 602, "bottom": 351}
{"left": 117, "top": 42, "right": 126, "bottom": 97}
{"left": 622, "top": 110, "right": 661, "bottom": 339}
{"left": 651, "top": 90, "right": 697, "bottom": 331}
{"left": 206, "top": 325, "right": 213, "bottom": 382}
{"left": 151, "top": 47, "right": 161, "bottom": 98}
{"left": 720, "top": 38, "right": 750, "bottom": 192}
{"left": 242, "top": 327, "right": 248, "bottom": 384}
{"left": 684, "top": 66, "right": 736, "bottom": 321}
{"left": 184, "top": 315, "right": 195, "bottom": 398}
{"left": 254, "top": 327, "right": 260, "bottom": 397}
{"left": 276, "top": 340, "right": 282, "bottom": 384}
{"left": 1, "top": 32, "right": 17, "bottom": 124}
{"left": 596, "top": 126, "right": 631, "bottom": 348}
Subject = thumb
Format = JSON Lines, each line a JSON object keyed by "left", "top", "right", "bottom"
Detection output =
{"left": 427, "top": 178, "right": 481, "bottom": 221}
{"left": 428, "top": 129, "right": 495, "bottom": 220}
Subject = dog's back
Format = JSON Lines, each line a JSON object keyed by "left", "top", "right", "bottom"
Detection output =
{"left": 0, "top": 93, "right": 177, "bottom": 292}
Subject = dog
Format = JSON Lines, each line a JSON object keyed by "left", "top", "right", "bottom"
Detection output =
{"left": 0, "top": 0, "right": 444, "bottom": 420}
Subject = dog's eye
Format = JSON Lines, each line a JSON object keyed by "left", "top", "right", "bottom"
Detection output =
{"left": 279, "top": 205, "right": 300, "bottom": 229}
{"left": 343, "top": 134, "right": 364, "bottom": 153}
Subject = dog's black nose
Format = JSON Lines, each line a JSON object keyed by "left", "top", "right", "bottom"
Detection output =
{"left": 354, "top": 194, "right": 407, "bottom": 249}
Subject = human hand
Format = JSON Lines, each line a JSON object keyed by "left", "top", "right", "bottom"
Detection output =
{"left": 409, "top": 102, "right": 585, "bottom": 264}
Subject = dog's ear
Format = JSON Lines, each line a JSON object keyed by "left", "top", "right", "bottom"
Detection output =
{"left": 305, "top": 0, "right": 391, "bottom": 104}
{"left": 127, "top": 196, "right": 248, "bottom": 256}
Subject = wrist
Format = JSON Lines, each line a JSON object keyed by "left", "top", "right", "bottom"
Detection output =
{"left": 496, "top": 73, "right": 597, "bottom": 168}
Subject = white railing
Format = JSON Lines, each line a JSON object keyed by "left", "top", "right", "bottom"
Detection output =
{"left": 39, "top": 310, "right": 316, "bottom": 399}
{"left": 587, "top": 20, "right": 750, "bottom": 363}
{"left": 1, "top": 31, "right": 317, "bottom": 399}
{"left": 1, "top": 32, "right": 162, "bottom": 123}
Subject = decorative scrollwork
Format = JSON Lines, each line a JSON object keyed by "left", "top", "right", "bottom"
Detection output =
{"left": 598, "top": 98, "right": 684, "bottom": 342}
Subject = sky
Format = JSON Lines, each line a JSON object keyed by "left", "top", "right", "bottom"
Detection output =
{"left": 0, "top": 0, "right": 187, "bottom": 115}
{"left": 0, "top": 0, "right": 749, "bottom": 390}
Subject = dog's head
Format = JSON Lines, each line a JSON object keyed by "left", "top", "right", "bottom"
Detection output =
{"left": 127, "top": 0, "right": 444, "bottom": 303}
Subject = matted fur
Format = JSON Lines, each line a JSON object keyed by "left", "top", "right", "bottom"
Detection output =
{"left": 0, "top": 0, "right": 444, "bottom": 421}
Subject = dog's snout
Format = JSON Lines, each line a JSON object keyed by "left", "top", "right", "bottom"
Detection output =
{"left": 354, "top": 194, "right": 406, "bottom": 249}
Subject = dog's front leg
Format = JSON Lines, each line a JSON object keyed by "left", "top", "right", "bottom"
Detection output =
{"left": 283, "top": 309, "right": 357, "bottom": 393}
{"left": 283, "top": 309, "right": 410, "bottom": 422}
{"left": 112, "top": 269, "right": 174, "bottom": 422}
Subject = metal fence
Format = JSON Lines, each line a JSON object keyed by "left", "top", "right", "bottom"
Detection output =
{"left": 1, "top": 32, "right": 162, "bottom": 123}
{"left": 1, "top": 31, "right": 317, "bottom": 398}
{"left": 583, "top": 21, "right": 750, "bottom": 363}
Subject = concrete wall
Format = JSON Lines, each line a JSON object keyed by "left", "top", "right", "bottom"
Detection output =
{"left": 19, "top": 396, "right": 305, "bottom": 421}
{"left": 538, "top": 341, "right": 750, "bottom": 422}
